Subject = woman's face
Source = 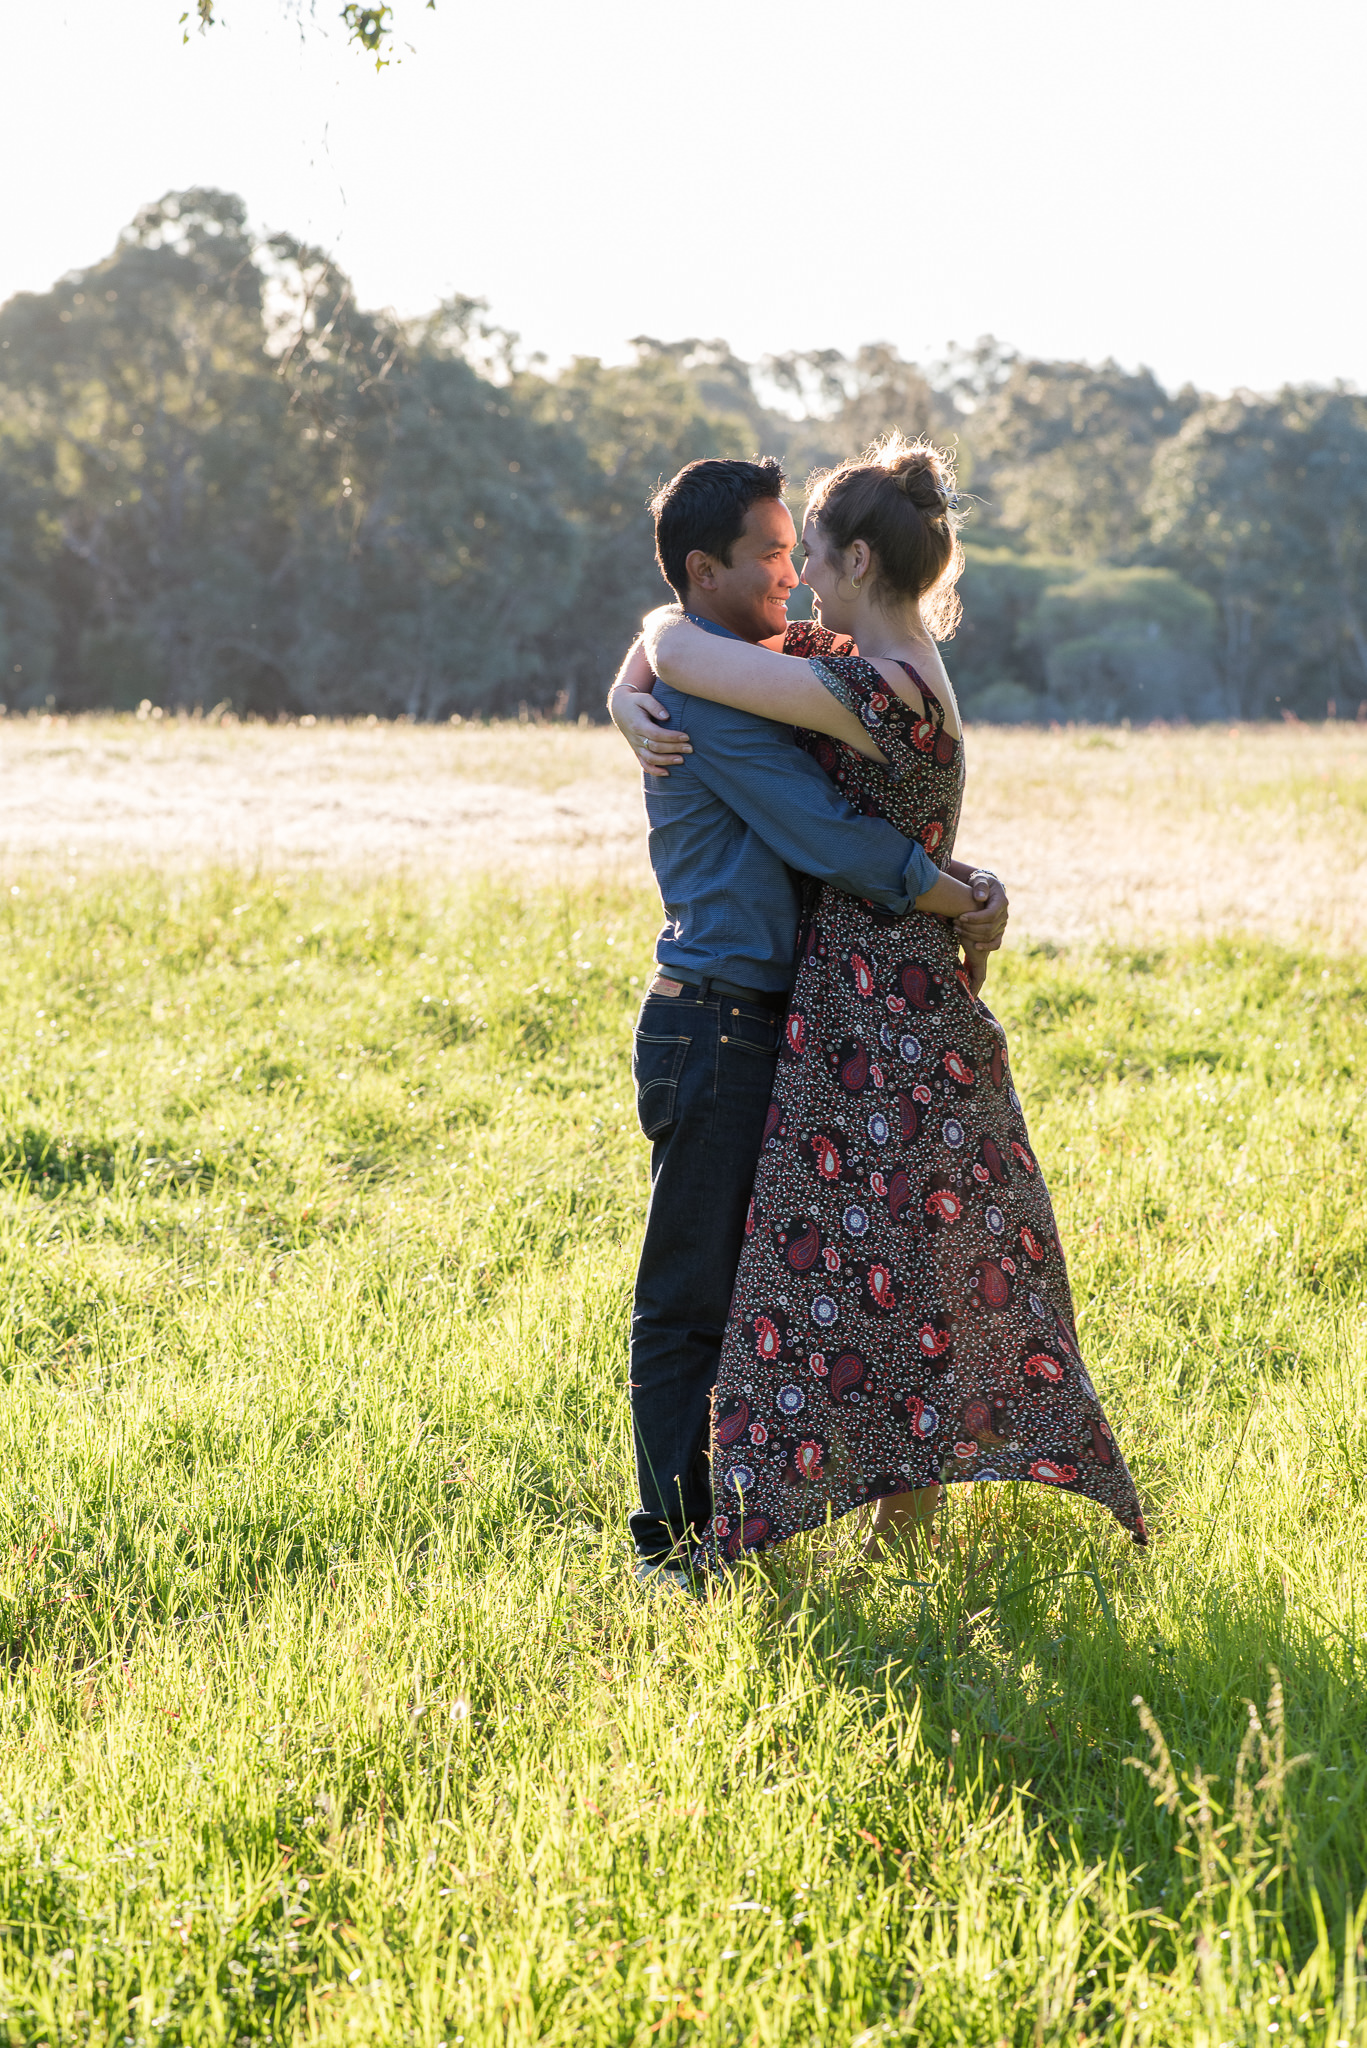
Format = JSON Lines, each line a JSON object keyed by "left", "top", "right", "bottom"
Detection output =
{"left": 798, "top": 517, "right": 854, "bottom": 635}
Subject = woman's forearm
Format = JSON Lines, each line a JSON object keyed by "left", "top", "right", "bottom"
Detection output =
{"left": 947, "top": 856, "right": 995, "bottom": 885}
{"left": 611, "top": 636, "right": 656, "bottom": 698}
{"left": 913, "top": 871, "right": 979, "bottom": 919}
{"left": 644, "top": 610, "right": 878, "bottom": 742}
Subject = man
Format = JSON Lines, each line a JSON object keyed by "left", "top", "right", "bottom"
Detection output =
{"left": 607, "top": 457, "right": 1008, "bottom": 1591}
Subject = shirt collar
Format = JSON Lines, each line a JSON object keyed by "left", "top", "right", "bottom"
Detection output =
{"left": 684, "top": 612, "right": 743, "bottom": 641}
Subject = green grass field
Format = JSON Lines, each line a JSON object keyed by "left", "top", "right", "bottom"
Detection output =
{"left": 2, "top": 866, "right": 1366, "bottom": 2047}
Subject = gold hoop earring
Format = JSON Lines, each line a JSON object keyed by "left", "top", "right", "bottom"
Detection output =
{"left": 836, "top": 574, "right": 863, "bottom": 602}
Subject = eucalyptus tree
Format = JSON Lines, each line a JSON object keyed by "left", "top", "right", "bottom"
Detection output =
{"left": 0, "top": 189, "right": 751, "bottom": 719}
{"left": 1146, "top": 387, "right": 1367, "bottom": 715}
{"left": 518, "top": 340, "right": 755, "bottom": 714}
{"left": 0, "top": 189, "right": 295, "bottom": 710}
{"left": 273, "top": 278, "right": 583, "bottom": 718}
{"left": 964, "top": 356, "right": 1197, "bottom": 560}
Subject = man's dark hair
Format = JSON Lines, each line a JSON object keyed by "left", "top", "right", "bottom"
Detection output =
{"left": 649, "top": 457, "right": 786, "bottom": 602}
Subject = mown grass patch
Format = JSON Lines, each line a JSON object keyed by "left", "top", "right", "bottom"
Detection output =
{"left": 0, "top": 868, "right": 1364, "bottom": 2045}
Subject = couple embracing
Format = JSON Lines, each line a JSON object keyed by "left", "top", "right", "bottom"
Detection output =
{"left": 607, "top": 439, "right": 1146, "bottom": 1594}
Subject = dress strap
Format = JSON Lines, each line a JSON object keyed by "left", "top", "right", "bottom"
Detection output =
{"left": 897, "top": 660, "right": 946, "bottom": 728}
{"left": 896, "top": 661, "right": 964, "bottom": 756}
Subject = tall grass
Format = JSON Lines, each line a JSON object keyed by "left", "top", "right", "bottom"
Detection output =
{"left": 0, "top": 866, "right": 1364, "bottom": 2045}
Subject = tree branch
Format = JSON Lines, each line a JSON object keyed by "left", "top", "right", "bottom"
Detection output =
{"left": 181, "top": 2, "right": 436, "bottom": 59}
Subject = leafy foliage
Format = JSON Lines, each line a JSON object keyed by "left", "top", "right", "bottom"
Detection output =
{"left": 964, "top": 355, "right": 1196, "bottom": 560}
{"left": 3, "top": 190, "right": 1366, "bottom": 722}
{"left": 1032, "top": 568, "right": 1227, "bottom": 723}
{"left": 1145, "top": 388, "right": 1367, "bottom": 717}
{"left": 183, "top": 1, "right": 434, "bottom": 63}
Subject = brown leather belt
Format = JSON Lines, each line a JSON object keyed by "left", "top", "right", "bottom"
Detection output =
{"left": 648, "top": 972, "right": 789, "bottom": 1011}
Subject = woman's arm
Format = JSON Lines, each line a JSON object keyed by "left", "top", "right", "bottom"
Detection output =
{"left": 913, "top": 870, "right": 979, "bottom": 920}
{"left": 606, "top": 635, "right": 693, "bottom": 777}
{"left": 642, "top": 609, "right": 889, "bottom": 759}
{"left": 614, "top": 636, "right": 655, "bottom": 696}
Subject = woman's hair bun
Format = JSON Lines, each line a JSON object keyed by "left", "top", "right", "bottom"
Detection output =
{"left": 885, "top": 445, "right": 955, "bottom": 518}
{"left": 804, "top": 429, "right": 965, "bottom": 637}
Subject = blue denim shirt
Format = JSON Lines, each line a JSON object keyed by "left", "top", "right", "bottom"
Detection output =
{"left": 644, "top": 617, "right": 940, "bottom": 994}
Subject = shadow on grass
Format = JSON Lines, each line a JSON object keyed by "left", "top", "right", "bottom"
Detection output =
{"left": 751, "top": 1484, "right": 1367, "bottom": 1953}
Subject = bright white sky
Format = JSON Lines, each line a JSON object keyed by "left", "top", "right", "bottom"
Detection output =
{"left": 4, "top": 0, "right": 1365, "bottom": 395}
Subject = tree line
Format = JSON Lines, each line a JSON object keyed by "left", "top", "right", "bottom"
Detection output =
{"left": 2, "top": 188, "right": 1365, "bottom": 724}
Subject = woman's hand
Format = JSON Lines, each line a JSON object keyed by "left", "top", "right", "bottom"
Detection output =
{"left": 607, "top": 635, "right": 692, "bottom": 777}
{"left": 605, "top": 641, "right": 690, "bottom": 778}
{"left": 609, "top": 685, "right": 693, "bottom": 776}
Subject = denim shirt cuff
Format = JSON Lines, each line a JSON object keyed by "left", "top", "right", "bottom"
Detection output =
{"left": 905, "top": 841, "right": 942, "bottom": 901}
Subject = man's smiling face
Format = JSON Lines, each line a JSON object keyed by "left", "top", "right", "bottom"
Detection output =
{"left": 686, "top": 497, "right": 799, "bottom": 643}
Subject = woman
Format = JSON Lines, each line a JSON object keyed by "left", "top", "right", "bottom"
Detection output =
{"left": 633, "top": 434, "right": 1146, "bottom": 1565}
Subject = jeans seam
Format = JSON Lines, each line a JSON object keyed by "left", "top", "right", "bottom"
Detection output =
{"left": 633, "top": 1027, "right": 692, "bottom": 1140}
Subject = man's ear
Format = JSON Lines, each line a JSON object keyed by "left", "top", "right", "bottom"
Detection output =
{"left": 684, "top": 548, "right": 719, "bottom": 593}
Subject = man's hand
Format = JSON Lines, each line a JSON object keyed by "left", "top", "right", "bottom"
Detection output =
{"left": 952, "top": 870, "right": 1009, "bottom": 952}
{"left": 961, "top": 940, "right": 992, "bottom": 999}
{"left": 607, "top": 638, "right": 692, "bottom": 777}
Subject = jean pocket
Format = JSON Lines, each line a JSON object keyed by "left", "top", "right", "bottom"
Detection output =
{"left": 718, "top": 1006, "right": 781, "bottom": 1058}
{"left": 633, "top": 1030, "right": 692, "bottom": 1139}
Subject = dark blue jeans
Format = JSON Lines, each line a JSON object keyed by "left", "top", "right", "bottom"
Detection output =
{"left": 628, "top": 984, "right": 782, "bottom": 1560}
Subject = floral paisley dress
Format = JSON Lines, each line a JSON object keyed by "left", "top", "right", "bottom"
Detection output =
{"left": 692, "top": 622, "right": 1147, "bottom": 1566}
